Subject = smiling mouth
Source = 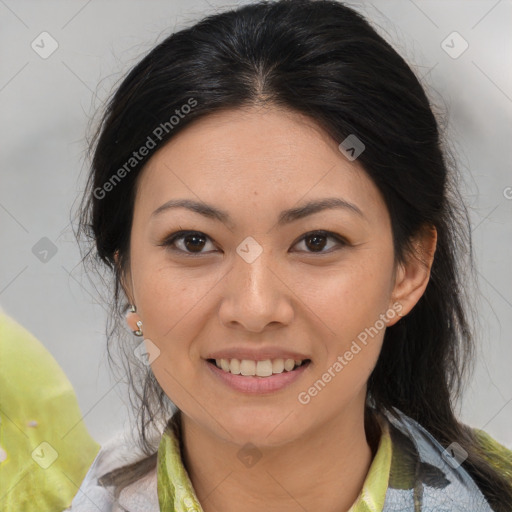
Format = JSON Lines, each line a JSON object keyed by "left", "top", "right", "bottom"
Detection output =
{"left": 206, "top": 358, "right": 311, "bottom": 377}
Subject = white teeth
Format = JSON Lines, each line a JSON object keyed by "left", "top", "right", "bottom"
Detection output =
{"left": 229, "top": 358, "right": 241, "bottom": 375}
{"left": 240, "top": 360, "right": 256, "bottom": 376}
{"left": 213, "top": 357, "right": 306, "bottom": 376}
{"left": 272, "top": 358, "right": 285, "bottom": 374}
{"left": 256, "top": 360, "right": 273, "bottom": 377}
{"left": 284, "top": 358, "right": 295, "bottom": 371}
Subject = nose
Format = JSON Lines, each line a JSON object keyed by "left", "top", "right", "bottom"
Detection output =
{"left": 218, "top": 246, "right": 294, "bottom": 333}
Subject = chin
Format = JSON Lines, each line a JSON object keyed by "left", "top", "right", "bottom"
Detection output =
{"left": 212, "top": 403, "right": 305, "bottom": 448}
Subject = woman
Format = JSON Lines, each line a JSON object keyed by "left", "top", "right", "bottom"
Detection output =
{"left": 68, "top": 0, "right": 512, "bottom": 510}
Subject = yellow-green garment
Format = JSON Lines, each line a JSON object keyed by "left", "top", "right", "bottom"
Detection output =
{"left": 0, "top": 311, "right": 100, "bottom": 511}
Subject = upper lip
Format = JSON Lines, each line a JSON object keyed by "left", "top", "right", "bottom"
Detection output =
{"left": 205, "top": 347, "right": 311, "bottom": 362}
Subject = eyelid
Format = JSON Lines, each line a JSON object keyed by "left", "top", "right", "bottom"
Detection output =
{"left": 159, "top": 229, "right": 348, "bottom": 255}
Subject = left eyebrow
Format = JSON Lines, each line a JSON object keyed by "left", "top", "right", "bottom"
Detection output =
{"left": 276, "top": 197, "right": 366, "bottom": 225}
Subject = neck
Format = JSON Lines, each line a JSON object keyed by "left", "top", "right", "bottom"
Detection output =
{"left": 179, "top": 401, "right": 378, "bottom": 512}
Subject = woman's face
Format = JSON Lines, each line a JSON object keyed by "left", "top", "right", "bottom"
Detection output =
{"left": 123, "top": 105, "right": 407, "bottom": 447}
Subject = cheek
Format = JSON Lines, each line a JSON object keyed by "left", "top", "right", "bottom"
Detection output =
{"left": 302, "top": 254, "right": 394, "bottom": 338}
{"left": 297, "top": 251, "right": 394, "bottom": 385}
{"left": 130, "top": 256, "right": 223, "bottom": 400}
{"left": 295, "top": 274, "right": 389, "bottom": 414}
{"left": 133, "top": 251, "right": 218, "bottom": 339}
{"left": 139, "top": 279, "right": 205, "bottom": 414}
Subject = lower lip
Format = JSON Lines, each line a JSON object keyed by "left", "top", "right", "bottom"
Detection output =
{"left": 206, "top": 360, "right": 311, "bottom": 394}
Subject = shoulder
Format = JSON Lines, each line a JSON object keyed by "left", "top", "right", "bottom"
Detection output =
{"left": 383, "top": 408, "right": 497, "bottom": 511}
{"left": 64, "top": 430, "right": 159, "bottom": 512}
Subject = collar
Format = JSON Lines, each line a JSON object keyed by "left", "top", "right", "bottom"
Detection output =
{"left": 155, "top": 408, "right": 500, "bottom": 511}
{"left": 156, "top": 411, "right": 393, "bottom": 512}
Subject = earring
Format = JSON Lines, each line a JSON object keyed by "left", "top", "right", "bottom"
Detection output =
{"left": 134, "top": 320, "right": 143, "bottom": 337}
{"left": 129, "top": 304, "right": 144, "bottom": 336}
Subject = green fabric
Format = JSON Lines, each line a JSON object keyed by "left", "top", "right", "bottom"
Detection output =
{"left": 157, "top": 412, "right": 393, "bottom": 512}
{"left": 473, "top": 428, "right": 512, "bottom": 480}
{"left": 0, "top": 311, "right": 100, "bottom": 511}
{"left": 157, "top": 417, "right": 202, "bottom": 512}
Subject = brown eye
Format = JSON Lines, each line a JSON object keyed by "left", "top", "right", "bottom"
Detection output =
{"left": 305, "top": 233, "right": 328, "bottom": 252}
{"left": 182, "top": 233, "right": 207, "bottom": 252}
{"left": 293, "top": 231, "right": 346, "bottom": 254}
{"left": 161, "top": 231, "right": 216, "bottom": 255}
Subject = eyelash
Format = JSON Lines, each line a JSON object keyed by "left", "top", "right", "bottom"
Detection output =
{"left": 158, "top": 230, "right": 348, "bottom": 256}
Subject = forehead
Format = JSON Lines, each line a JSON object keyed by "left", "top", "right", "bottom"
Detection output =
{"left": 134, "top": 106, "right": 386, "bottom": 223}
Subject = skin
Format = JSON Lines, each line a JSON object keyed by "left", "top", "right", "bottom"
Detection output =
{"left": 118, "top": 105, "right": 437, "bottom": 512}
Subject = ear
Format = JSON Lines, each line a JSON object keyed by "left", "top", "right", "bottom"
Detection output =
{"left": 387, "top": 224, "right": 437, "bottom": 327}
{"left": 114, "top": 250, "right": 134, "bottom": 305}
{"left": 114, "top": 250, "right": 141, "bottom": 331}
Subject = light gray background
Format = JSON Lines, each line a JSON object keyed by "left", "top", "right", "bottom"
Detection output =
{"left": 1, "top": 0, "right": 511, "bottom": 447}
